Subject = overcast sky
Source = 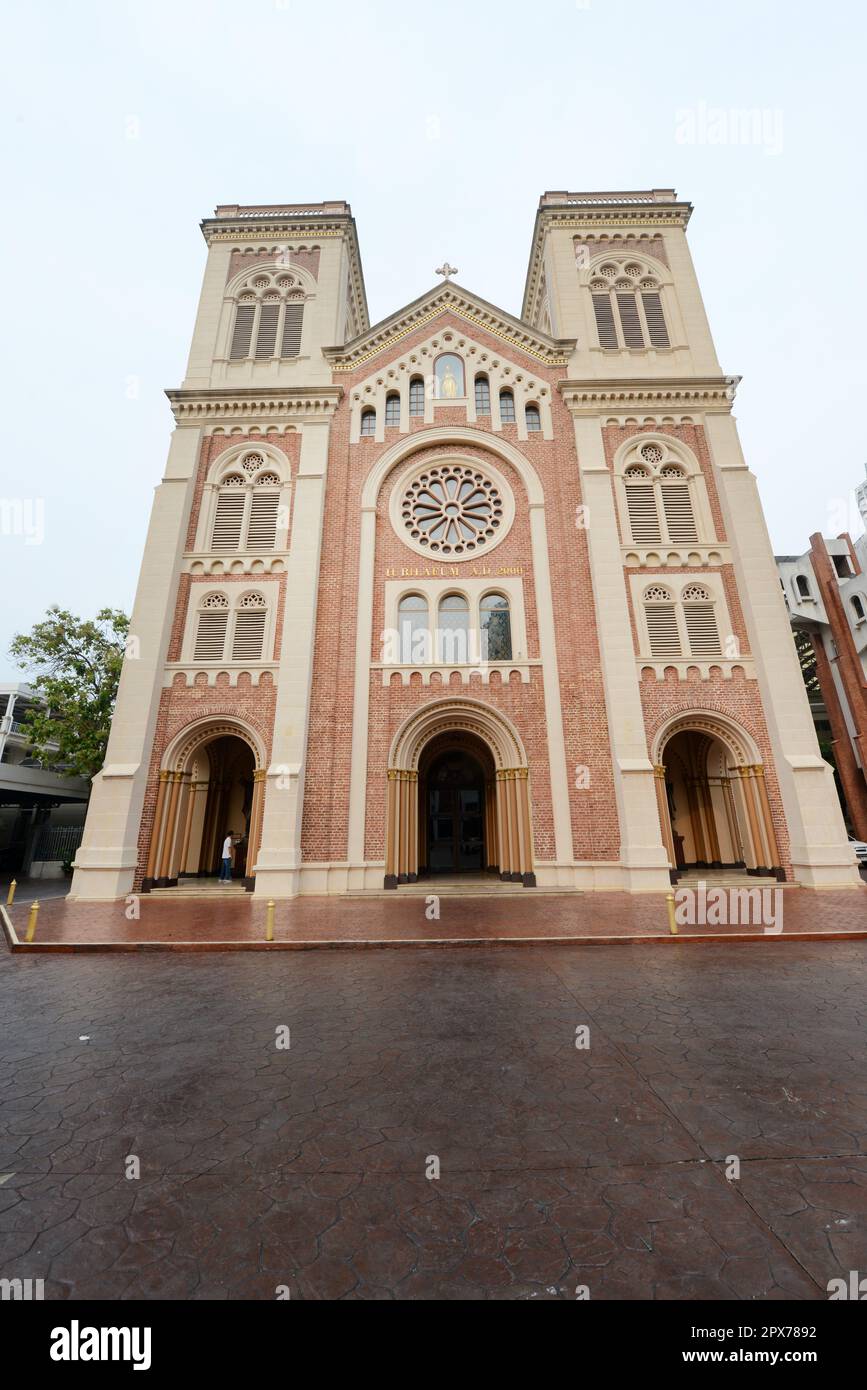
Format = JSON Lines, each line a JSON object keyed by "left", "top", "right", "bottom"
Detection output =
{"left": 1, "top": 0, "right": 865, "bottom": 681}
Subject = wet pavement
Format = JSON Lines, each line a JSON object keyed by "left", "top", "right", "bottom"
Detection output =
{"left": 1, "top": 940, "right": 865, "bottom": 1299}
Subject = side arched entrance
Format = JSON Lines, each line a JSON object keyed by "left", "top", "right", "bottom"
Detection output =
{"left": 142, "top": 719, "right": 267, "bottom": 891}
{"left": 653, "top": 714, "right": 783, "bottom": 880}
{"left": 385, "top": 699, "right": 535, "bottom": 888}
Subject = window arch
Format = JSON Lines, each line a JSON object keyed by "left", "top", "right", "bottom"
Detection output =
{"left": 228, "top": 268, "right": 306, "bottom": 361}
{"left": 795, "top": 573, "right": 813, "bottom": 599}
{"left": 398, "top": 593, "right": 430, "bottom": 663}
{"left": 621, "top": 440, "right": 700, "bottom": 545}
{"left": 434, "top": 353, "right": 465, "bottom": 399}
{"left": 475, "top": 374, "right": 491, "bottom": 415}
{"left": 193, "top": 589, "right": 270, "bottom": 663}
{"left": 480, "top": 592, "right": 512, "bottom": 660}
{"left": 851, "top": 594, "right": 866, "bottom": 624}
{"left": 588, "top": 257, "right": 670, "bottom": 351}
{"left": 499, "top": 388, "right": 516, "bottom": 424}
{"left": 409, "top": 376, "right": 425, "bottom": 417}
{"left": 360, "top": 408, "right": 376, "bottom": 437}
{"left": 643, "top": 583, "right": 722, "bottom": 660}
{"left": 211, "top": 452, "right": 283, "bottom": 552}
{"left": 385, "top": 392, "right": 400, "bottom": 427}
{"left": 437, "top": 593, "right": 470, "bottom": 662}
{"left": 525, "top": 403, "right": 541, "bottom": 433}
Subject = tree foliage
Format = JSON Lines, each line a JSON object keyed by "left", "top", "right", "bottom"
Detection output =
{"left": 9, "top": 606, "right": 129, "bottom": 781}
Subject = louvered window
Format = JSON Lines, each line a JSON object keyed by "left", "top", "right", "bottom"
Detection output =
{"left": 499, "top": 389, "right": 516, "bottom": 423}
{"left": 409, "top": 377, "right": 425, "bottom": 416}
{"left": 645, "top": 603, "right": 681, "bottom": 658}
{"left": 231, "top": 597, "right": 267, "bottom": 661}
{"left": 255, "top": 302, "right": 280, "bottom": 359}
{"left": 592, "top": 294, "right": 618, "bottom": 348}
{"left": 684, "top": 602, "right": 721, "bottom": 657}
{"left": 475, "top": 376, "right": 491, "bottom": 414}
{"left": 660, "top": 482, "right": 698, "bottom": 543}
{"left": 211, "top": 490, "right": 246, "bottom": 550}
{"left": 247, "top": 490, "right": 280, "bottom": 550}
{"left": 616, "top": 293, "right": 644, "bottom": 348}
{"left": 280, "top": 303, "right": 303, "bottom": 357}
{"left": 194, "top": 599, "right": 229, "bottom": 661}
{"left": 229, "top": 305, "right": 255, "bottom": 360}
{"left": 642, "top": 292, "right": 670, "bottom": 347}
{"left": 625, "top": 484, "right": 662, "bottom": 544}
{"left": 385, "top": 394, "right": 400, "bottom": 427}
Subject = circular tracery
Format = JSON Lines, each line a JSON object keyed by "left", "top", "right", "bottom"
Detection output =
{"left": 401, "top": 465, "right": 503, "bottom": 555}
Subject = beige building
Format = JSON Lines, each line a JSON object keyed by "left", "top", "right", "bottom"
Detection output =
{"left": 70, "top": 191, "right": 861, "bottom": 901}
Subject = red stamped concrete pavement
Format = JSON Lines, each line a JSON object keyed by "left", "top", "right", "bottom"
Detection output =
{"left": 3, "top": 884, "right": 866, "bottom": 950}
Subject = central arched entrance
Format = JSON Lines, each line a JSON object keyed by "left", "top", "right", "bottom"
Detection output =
{"left": 385, "top": 698, "right": 536, "bottom": 888}
{"left": 142, "top": 719, "right": 267, "bottom": 891}
{"left": 421, "top": 733, "right": 491, "bottom": 875}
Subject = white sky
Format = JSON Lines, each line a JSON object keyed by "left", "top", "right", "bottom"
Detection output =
{"left": 1, "top": 0, "right": 865, "bottom": 680}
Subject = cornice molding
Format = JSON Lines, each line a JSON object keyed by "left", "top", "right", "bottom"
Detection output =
{"left": 324, "top": 282, "right": 574, "bottom": 371}
{"left": 559, "top": 377, "right": 739, "bottom": 415}
{"left": 166, "top": 386, "right": 343, "bottom": 424}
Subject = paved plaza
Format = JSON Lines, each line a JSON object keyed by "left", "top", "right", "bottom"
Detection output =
{"left": 1, "top": 936, "right": 866, "bottom": 1299}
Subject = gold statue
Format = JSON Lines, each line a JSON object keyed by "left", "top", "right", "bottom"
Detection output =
{"left": 441, "top": 362, "right": 458, "bottom": 398}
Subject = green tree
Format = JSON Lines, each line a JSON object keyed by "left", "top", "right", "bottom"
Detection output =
{"left": 9, "top": 606, "right": 129, "bottom": 782}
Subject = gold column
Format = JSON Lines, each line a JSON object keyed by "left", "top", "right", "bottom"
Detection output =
{"left": 144, "top": 770, "right": 170, "bottom": 885}
{"left": 385, "top": 769, "right": 399, "bottom": 885}
{"left": 515, "top": 767, "right": 534, "bottom": 880}
{"left": 407, "top": 771, "right": 418, "bottom": 879}
{"left": 245, "top": 769, "right": 266, "bottom": 883}
{"left": 735, "top": 766, "right": 763, "bottom": 869}
{"left": 495, "top": 770, "right": 509, "bottom": 877}
{"left": 720, "top": 775, "right": 743, "bottom": 862}
{"left": 698, "top": 776, "right": 721, "bottom": 862}
{"left": 399, "top": 769, "right": 411, "bottom": 880}
{"left": 178, "top": 780, "right": 204, "bottom": 878}
{"left": 653, "top": 765, "right": 676, "bottom": 868}
{"left": 167, "top": 773, "right": 192, "bottom": 881}
{"left": 685, "top": 777, "right": 707, "bottom": 862}
{"left": 157, "top": 772, "right": 183, "bottom": 884}
{"left": 506, "top": 770, "right": 520, "bottom": 880}
{"left": 752, "top": 765, "right": 780, "bottom": 870}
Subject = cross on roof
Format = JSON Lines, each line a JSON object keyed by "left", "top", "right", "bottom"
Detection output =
{"left": 435, "top": 262, "right": 458, "bottom": 281}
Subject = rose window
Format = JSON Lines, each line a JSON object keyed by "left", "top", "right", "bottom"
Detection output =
{"left": 402, "top": 466, "right": 503, "bottom": 555}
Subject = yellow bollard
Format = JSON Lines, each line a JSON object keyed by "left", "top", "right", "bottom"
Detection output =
{"left": 6, "top": 879, "right": 16, "bottom": 906}
{"left": 265, "top": 899, "right": 275, "bottom": 943}
{"left": 26, "top": 900, "right": 40, "bottom": 943}
{"left": 666, "top": 891, "right": 678, "bottom": 936}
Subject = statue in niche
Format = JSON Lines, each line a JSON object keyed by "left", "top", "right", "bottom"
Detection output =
{"left": 435, "top": 353, "right": 464, "bottom": 399}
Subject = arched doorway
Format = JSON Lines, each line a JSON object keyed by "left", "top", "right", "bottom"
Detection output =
{"left": 421, "top": 733, "right": 492, "bottom": 875}
{"left": 653, "top": 717, "right": 782, "bottom": 880}
{"left": 142, "top": 721, "right": 267, "bottom": 891}
{"left": 385, "top": 698, "right": 535, "bottom": 888}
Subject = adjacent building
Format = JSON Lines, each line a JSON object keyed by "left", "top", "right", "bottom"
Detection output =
{"left": 70, "top": 191, "right": 860, "bottom": 900}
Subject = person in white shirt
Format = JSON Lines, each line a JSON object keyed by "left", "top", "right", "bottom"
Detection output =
{"left": 219, "top": 832, "right": 236, "bottom": 882}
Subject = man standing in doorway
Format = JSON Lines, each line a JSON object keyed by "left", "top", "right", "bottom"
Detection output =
{"left": 219, "top": 832, "right": 236, "bottom": 883}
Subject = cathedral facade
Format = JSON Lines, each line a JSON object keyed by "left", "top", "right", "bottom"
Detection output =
{"left": 70, "top": 191, "right": 861, "bottom": 900}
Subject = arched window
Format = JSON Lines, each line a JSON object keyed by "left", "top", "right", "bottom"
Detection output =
{"left": 525, "top": 404, "right": 541, "bottom": 432}
{"left": 499, "top": 389, "right": 516, "bottom": 423}
{"left": 360, "top": 408, "right": 376, "bottom": 437}
{"left": 193, "top": 590, "right": 269, "bottom": 663}
{"left": 437, "top": 593, "right": 469, "bottom": 663}
{"left": 385, "top": 392, "right": 400, "bottom": 427}
{"left": 681, "top": 585, "right": 721, "bottom": 657}
{"left": 211, "top": 453, "right": 283, "bottom": 553}
{"left": 231, "top": 592, "right": 267, "bottom": 661}
{"left": 409, "top": 376, "right": 425, "bottom": 417}
{"left": 796, "top": 574, "right": 812, "bottom": 599}
{"left": 228, "top": 269, "right": 305, "bottom": 361}
{"left": 475, "top": 375, "right": 491, "bottom": 414}
{"left": 481, "top": 592, "right": 512, "bottom": 660}
{"left": 622, "top": 442, "right": 699, "bottom": 545}
{"left": 588, "top": 259, "right": 670, "bottom": 351}
{"left": 643, "top": 585, "right": 680, "bottom": 659}
{"left": 194, "top": 593, "right": 230, "bottom": 661}
{"left": 851, "top": 594, "right": 865, "bottom": 624}
{"left": 398, "top": 594, "right": 430, "bottom": 663}
{"left": 434, "top": 353, "right": 465, "bottom": 399}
